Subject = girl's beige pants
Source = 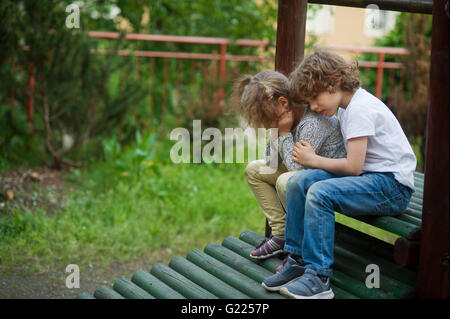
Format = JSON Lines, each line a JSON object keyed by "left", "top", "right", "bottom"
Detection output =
{"left": 244, "top": 159, "right": 299, "bottom": 237}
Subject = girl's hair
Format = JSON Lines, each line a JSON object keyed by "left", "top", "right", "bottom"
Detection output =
{"left": 289, "top": 51, "right": 361, "bottom": 101}
{"left": 231, "top": 70, "right": 298, "bottom": 128}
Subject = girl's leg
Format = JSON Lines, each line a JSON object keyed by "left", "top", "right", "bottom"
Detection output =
{"left": 244, "top": 159, "right": 288, "bottom": 237}
{"left": 301, "top": 172, "right": 412, "bottom": 277}
{"left": 283, "top": 169, "right": 338, "bottom": 257}
{"left": 275, "top": 170, "right": 298, "bottom": 213}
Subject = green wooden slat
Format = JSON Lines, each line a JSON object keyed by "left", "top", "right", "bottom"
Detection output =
{"left": 414, "top": 188, "right": 424, "bottom": 197}
{"left": 396, "top": 213, "right": 422, "bottom": 226}
{"left": 408, "top": 201, "right": 423, "bottom": 212}
{"left": 413, "top": 171, "right": 424, "bottom": 180}
{"left": 186, "top": 249, "right": 285, "bottom": 299}
{"left": 404, "top": 208, "right": 422, "bottom": 219}
{"left": 334, "top": 224, "right": 396, "bottom": 261}
{"left": 113, "top": 277, "right": 155, "bottom": 299}
{"left": 239, "top": 230, "right": 267, "bottom": 247}
{"left": 131, "top": 270, "right": 185, "bottom": 299}
{"left": 335, "top": 238, "right": 418, "bottom": 287}
{"left": 332, "top": 285, "right": 359, "bottom": 299}
{"left": 169, "top": 256, "right": 250, "bottom": 299}
{"left": 356, "top": 215, "right": 420, "bottom": 239}
{"left": 93, "top": 285, "right": 125, "bottom": 299}
{"left": 334, "top": 246, "right": 415, "bottom": 298}
{"left": 204, "top": 243, "right": 274, "bottom": 283}
{"left": 409, "top": 195, "right": 423, "bottom": 206}
{"left": 331, "top": 269, "right": 395, "bottom": 299}
{"left": 76, "top": 292, "right": 95, "bottom": 299}
{"left": 222, "top": 236, "right": 282, "bottom": 272}
{"left": 150, "top": 263, "right": 218, "bottom": 299}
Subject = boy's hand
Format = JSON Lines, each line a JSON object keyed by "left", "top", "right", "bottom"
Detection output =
{"left": 277, "top": 110, "right": 294, "bottom": 136}
{"left": 292, "top": 140, "right": 317, "bottom": 166}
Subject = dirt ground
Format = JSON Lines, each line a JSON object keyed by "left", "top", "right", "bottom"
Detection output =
{"left": 0, "top": 259, "right": 156, "bottom": 299}
{"left": 0, "top": 167, "right": 167, "bottom": 299}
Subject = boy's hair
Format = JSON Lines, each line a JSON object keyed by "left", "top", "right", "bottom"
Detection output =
{"left": 289, "top": 51, "right": 361, "bottom": 101}
{"left": 231, "top": 70, "right": 302, "bottom": 129}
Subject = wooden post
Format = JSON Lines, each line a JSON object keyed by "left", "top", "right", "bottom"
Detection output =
{"left": 275, "top": 0, "right": 308, "bottom": 77}
{"left": 418, "top": 0, "right": 449, "bottom": 299}
{"left": 266, "top": 0, "right": 308, "bottom": 238}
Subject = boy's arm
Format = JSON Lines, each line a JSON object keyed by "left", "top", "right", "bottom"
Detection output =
{"left": 292, "top": 136, "right": 367, "bottom": 176}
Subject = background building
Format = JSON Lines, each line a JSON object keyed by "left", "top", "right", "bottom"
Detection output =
{"left": 306, "top": 4, "right": 399, "bottom": 47}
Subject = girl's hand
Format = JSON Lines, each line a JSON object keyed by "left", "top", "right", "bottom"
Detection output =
{"left": 277, "top": 110, "right": 294, "bottom": 136}
{"left": 292, "top": 140, "right": 317, "bottom": 166}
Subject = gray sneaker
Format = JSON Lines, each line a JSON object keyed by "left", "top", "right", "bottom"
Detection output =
{"left": 261, "top": 256, "right": 306, "bottom": 291}
{"left": 280, "top": 269, "right": 334, "bottom": 299}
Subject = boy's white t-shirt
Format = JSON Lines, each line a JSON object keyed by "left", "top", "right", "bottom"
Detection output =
{"left": 337, "top": 88, "right": 417, "bottom": 191}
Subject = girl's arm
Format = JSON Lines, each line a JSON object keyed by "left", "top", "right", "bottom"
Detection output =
{"left": 263, "top": 129, "right": 282, "bottom": 169}
{"left": 292, "top": 136, "right": 367, "bottom": 176}
{"left": 278, "top": 113, "right": 330, "bottom": 171}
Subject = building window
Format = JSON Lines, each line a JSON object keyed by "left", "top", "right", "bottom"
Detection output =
{"left": 306, "top": 5, "right": 335, "bottom": 36}
{"left": 364, "top": 6, "right": 398, "bottom": 38}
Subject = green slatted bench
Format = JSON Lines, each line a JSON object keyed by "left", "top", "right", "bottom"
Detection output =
{"left": 76, "top": 226, "right": 418, "bottom": 299}
{"left": 76, "top": 172, "right": 424, "bottom": 299}
{"left": 333, "top": 171, "right": 424, "bottom": 267}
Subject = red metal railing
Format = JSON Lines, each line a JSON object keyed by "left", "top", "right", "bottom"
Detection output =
{"left": 18, "top": 33, "right": 410, "bottom": 131}
{"left": 88, "top": 31, "right": 271, "bottom": 112}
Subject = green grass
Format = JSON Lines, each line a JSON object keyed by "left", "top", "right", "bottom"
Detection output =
{"left": 0, "top": 157, "right": 265, "bottom": 274}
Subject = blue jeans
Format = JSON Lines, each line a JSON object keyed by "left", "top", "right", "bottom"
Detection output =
{"left": 284, "top": 169, "right": 413, "bottom": 277}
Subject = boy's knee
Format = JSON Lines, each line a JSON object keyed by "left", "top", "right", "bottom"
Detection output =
{"left": 305, "top": 181, "right": 332, "bottom": 206}
{"left": 286, "top": 170, "right": 308, "bottom": 193}
{"left": 286, "top": 175, "right": 300, "bottom": 194}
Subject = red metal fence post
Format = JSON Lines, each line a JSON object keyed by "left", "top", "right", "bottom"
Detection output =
{"left": 217, "top": 42, "right": 227, "bottom": 113}
{"left": 375, "top": 52, "right": 385, "bottom": 99}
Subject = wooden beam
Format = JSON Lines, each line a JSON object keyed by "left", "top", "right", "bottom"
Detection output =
{"left": 418, "top": 0, "right": 449, "bottom": 299}
{"left": 267, "top": 0, "right": 308, "bottom": 238}
{"left": 308, "top": 0, "right": 433, "bottom": 14}
{"left": 275, "top": 0, "right": 308, "bottom": 76}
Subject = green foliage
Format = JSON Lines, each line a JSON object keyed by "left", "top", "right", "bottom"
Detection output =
{"left": 1, "top": 0, "right": 283, "bottom": 170}
{"left": 102, "top": 130, "right": 160, "bottom": 182}
{"left": 0, "top": 1, "right": 148, "bottom": 168}
{"left": 359, "top": 13, "right": 431, "bottom": 171}
{"left": 359, "top": 13, "right": 432, "bottom": 101}
{"left": 126, "top": 0, "right": 277, "bottom": 42}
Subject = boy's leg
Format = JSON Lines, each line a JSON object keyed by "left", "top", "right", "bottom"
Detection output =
{"left": 244, "top": 159, "right": 288, "bottom": 237}
{"left": 280, "top": 172, "right": 411, "bottom": 299}
{"left": 301, "top": 172, "right": 412, "bottom": 277}
{"left": 283, "top": 169, "right": 338, "bottom": 257}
